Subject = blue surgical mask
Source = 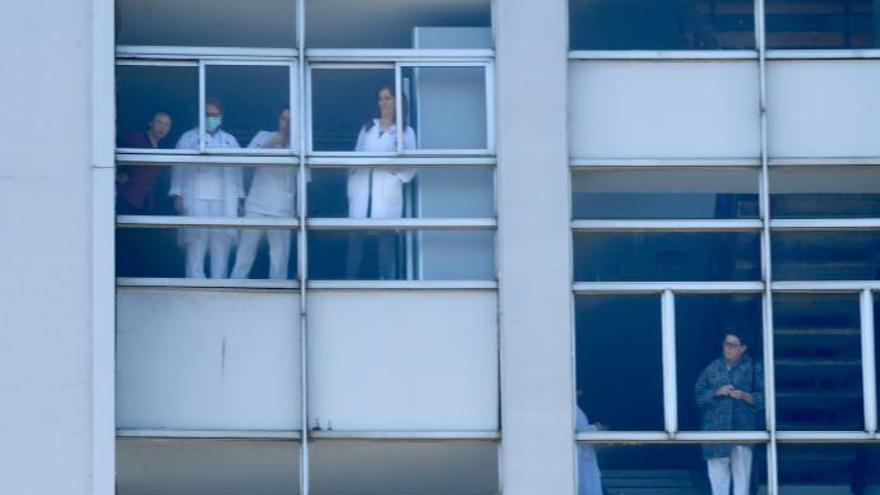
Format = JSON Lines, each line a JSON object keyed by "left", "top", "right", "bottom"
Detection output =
{"left": 205, "top": 115, "right": 222, "bottom": 133}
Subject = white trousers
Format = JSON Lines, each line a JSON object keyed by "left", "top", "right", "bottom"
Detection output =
{"left": 231, "top": 211, "right": 292, "bottom": 280}
{"left": 181, "top": 199, "right": 234, "bottom": 279}
{"left": 707, "top": 445, "right": 753, "bottom": 495}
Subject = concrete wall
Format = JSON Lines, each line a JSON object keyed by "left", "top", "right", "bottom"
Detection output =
{"left": 0, "top": 1, "right": 98, "bottom": 494}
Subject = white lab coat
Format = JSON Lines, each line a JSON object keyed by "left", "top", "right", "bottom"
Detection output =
{"left": 170, "top": 127, "right": 243, "bottom": 278}
{"left": 347, "top": 120, "right": 417, "bottom": 219}
{"left": 243, "top": 130, "right": 298, "bottom": 217}
{"left": 576, "top": 407, "right": 603, "bottom": 495}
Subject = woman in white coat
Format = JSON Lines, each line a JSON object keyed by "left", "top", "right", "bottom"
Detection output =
{"left": 345, "top": 84, "right": 417, "bottom": 279}
{"left": 231, "top": 108, "right": 297, "bottom": 279}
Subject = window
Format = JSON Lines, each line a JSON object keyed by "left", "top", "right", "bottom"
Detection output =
{"left": 766, "top": 0, "right": 878, "bottom": 49}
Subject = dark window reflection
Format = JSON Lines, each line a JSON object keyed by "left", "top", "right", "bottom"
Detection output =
{"left": 573, "top": 232, "right": 761, "bottom": 282}
{"left": 677, "top": 295, "right": 764, "bottom": 432}
{"left": 308, "top": 230, "right": 494, "bottom": 281}
{"left": 116, "top": 226, "right": 298, "bottom": 280}
{"left": 116, "top": 65, "right": 198, "bottom": 150}
{"left": 576, "top": 295, "right": 664, "bottom": 431}
{"left": 774, "top": 294, "right": 863, "bottom": 431}
{"left": 771, "top": 167, "right": 880, "bottom": 219}
{"left": 569, "top": 0, "right": 756, "bottom": 50}
{"left": 767, "top": 0, "right": 878, "bottom": 49}
{"left": 306, "top": 0, "right": 491, "bottom": 48}
{"left": 778, "top": 444, "right": 879, "bottom": 492}
{"left": 876, "top": 295, "right": 880, "bottom": 432}
{"left": 573, "top": 169, "right": 759, "bottom": 220}
{"left": 311, "top": 70, "right": 396, "bottom": 152}
{"left": 772, "top": 231, "right": 880, "bottom": 281}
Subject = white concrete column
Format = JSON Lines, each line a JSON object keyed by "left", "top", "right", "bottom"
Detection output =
{"left": 495, "top": 0, "right": 575, "bottom": 494}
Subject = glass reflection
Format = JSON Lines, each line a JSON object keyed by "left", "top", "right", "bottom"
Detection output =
{"left": 772, "top": 231, "right": 880, "bottom": 281}
{"left": 116, "top": 65, "right": 198, "bottom": 150}
{"left": 576, "top": 295, "right": 664, "bottom": 431}
{"left": 771, "top": 166, "right": 880, "bottom": 219}
{"left": 767, "top": 0, "right": 878, "bottom": 49}
{"left": 677, "top": 295, "right": 764, "bottom": 432}
{"left": 778, "top": 444, "right": 880, "bottom": 493}
{"left": 116, "top": 226, "right": 298, "bottom": 280}
{"left": 569, "top": 0, "right": 756, "bottom": 50}
{"left": 573, "top": 232, "right": 761, "bottom": 282}
{"left": 308, "top": 168, "right": 494, "bottom": 218}
{"left": 308, "top": 229, "right": 495, "bottom": 281}
{"left": 774, "top": 294, "right": 864, "bottom": 430}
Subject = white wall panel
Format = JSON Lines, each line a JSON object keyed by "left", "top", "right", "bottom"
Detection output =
{"left": 569, "top": 61, "right": 760, "bottom": 159}
{"left": 308, "top": 291, "right": 499, "bottom": 430}
{"left": 310, "top": 440, "right": 498, "bottom": 495}
{"left": 117, "top": 289, "right": 301, "bottom": 430}
{"left": 768, "top": 60, "right": 880, "bottom": 157}
{"left": 117, "top": 438, "right": 300, "bottom": 495}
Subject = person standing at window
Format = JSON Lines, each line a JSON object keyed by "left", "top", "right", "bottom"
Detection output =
{"left": 695, "top": 330, "right": 764, "bottom": 495}
{"left": 231, "top": 108, "right": 297, "bottom": 279}
{"left": 170, "top": 97, "right": 243, "bottom": 278}
{"left": 575, "top": 389, "right": 604, "bottom": 495}
{"left": 345, "top": 84, "right": 416, "bottom": 279}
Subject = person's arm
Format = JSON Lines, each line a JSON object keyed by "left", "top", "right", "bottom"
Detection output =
{"left": 695, "top": 365, "right": 720, "bottom": 408}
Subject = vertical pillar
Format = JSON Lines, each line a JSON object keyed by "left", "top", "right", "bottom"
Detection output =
{"left": 495, "top": 0, "right": 575, "bottom": 493}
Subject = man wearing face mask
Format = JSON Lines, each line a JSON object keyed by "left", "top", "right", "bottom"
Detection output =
{"left": 170, "top": 97, "right": 244, "bottom": 279}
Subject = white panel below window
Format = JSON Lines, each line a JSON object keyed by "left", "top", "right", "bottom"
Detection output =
{"left": 768, "top": 60, "right": 880, "bottom": 158}
{"left": 569, "top": 60, "right": 760, "bottom": 159}
{"left": 116, "top": 288, "right": 301, "bottom": 430}
{"left": 308, "top": 291, "right": 499, "bottom": 430}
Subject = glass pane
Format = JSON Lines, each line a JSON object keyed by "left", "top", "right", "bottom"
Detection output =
{"left": 766, "top": 0, "right": 878, "bottom": 49}
{"left": 309, "top": 168, "right": 494, "bottom": 218}
{"left": 310, "top": 69, "right": 397, "bottom": 152}
{"left": 778, "top": 444, "right": 880, "bottom": 493}
{"left": 569, "top": 0, "right": 756, "bottom": 50}
{"left": 116, "top": 0, "right": 296, "bottom": 48}
{"left": 575, "top": 443, "right": 767, "bottom": 494}
{"left": 402, "top": 66, "right": 488, "bottom": 150}
{"left": 774, "top": 294, "right": 864, "bottom": 430}
{"left": 876, "top": 294, "right": 880, "bottom": 431}
{"left": 205, "top": 65, "right": 292, "bottom": 151}
{"left": 772, "top": 231, "right": 880, "bottom": 281}
{"left": 308, "top": 229, "right": 494, "bottom": 280}
{"left": 117, "top": 439, "right": 300, "bottom": 495}
{"left": 573, "top": 232, "right": 761, "bottom": 282}
{"left": 576, "top": 295, "right": 664, "bottom": 431}
{"left": 771, "top": 166, "right": 880, "bottom": 218}
{"left": 116, "top": 226, "right": 298, "bottom": 280}
{"left": 573, "top": 168, "right": 759, "bottom": 220}
{"left": 677, "top": 295, "right": 764, "bottom": 432}
{"left": 306, "top": 0, "right": 491, "bottom": 48}
{"left": 116, "top": 65, "right": 197, "bottom": 150}
{"left": 310, "top": 441, "right": 498, "bottom": 495}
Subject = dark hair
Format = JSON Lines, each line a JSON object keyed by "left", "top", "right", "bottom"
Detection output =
{"left": 725, "top": 329, "right": 750, "bottom": 348}
{"left": 363, "top": 84, "right": 408, "bottom": 132}
{"left": 205, "top": 97, "right": 223, "bottom": 113}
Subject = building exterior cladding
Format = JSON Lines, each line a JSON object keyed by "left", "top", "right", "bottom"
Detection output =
{"left": 2, "top": 1, "right": 880, "bottom": 494}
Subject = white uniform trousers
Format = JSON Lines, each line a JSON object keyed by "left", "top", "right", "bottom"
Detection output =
{"left": 182, "top": 199, "right": 234, "bottom": 279}
{"left": 231, "top": 211, "right": 292, "bottom": 280}
{"left": 707, "top": 445, "right": 753, "bottom": 495}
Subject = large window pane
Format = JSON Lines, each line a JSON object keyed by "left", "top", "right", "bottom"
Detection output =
{"left": 572, "top": 168, "right": 759, "bottom": 220}
{"left": 204, "top": 65, "right": 293, "bottom": 152}
{"left": 569, "top": 0, "right": 756, "bottom": 50}
{"left": 771, "top": 166, "right": 880, "bottom": 219}
{"left": 116, "top": 226, "right": 298, "bottom": 280}
{"left": 774, "top": 294, "right": 864, "bottom": 431}
{"left": 576, "top": 295, "right": 664, "bottom": 431}
{"left": 772, "top": 231, "right": 880, "bottom": 281}
{"left": 310, "top": 441, "right": 498, "bottom": 495}
{"left": 778, "top": 444, "right": 880, "bottom": 493}
{"left": 306, "top": 0, "right": 491, "bottom": 48}
{"left": 309, "top": 168, "right": 494, "bottom": 218}
{"left": 676, "top": 294, "right": 764, "bottom": 432}
{"left": 116, "top": 0, "right": 296, "bottom": 48}
{"left": 402, "top": 66, "right": 489, "bottom": 151}
{"left": 573, "top": 232, "right": 761, "bottom": 282}
{"left": 310, "top": 69, "right": 396, "bottom": 152}
{"left": 575, "top": 443, "right": 767, "bottom": 494}
{"left": 876, "top": 294, "right": 880, "bottom": 431}
{"left": 308, "top": 229, "right": 494, "bottom": 280}
{"left": 116, "top": 65, "right": 198, "bottom": 150}
{"left": 766, "top": 0, "right": 878, "bottom": 49}
{"left": 117, "top": 439, "right": 300, "bottom": 495}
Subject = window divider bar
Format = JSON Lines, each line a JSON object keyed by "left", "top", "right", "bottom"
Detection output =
{"left": 116, "top": 277, "right": 300, "bottom": 290}
{"left": 306, "top": 156, "right": 496, "bottom": 167}
{"left": 116, "top": 153, "right": 300, "bottom": 166}
{"left": 769, "top": 157, "right": 880, "bottom": 167}
{"left": 572, "top": 219, "right": 763, "bottom": 232}
{"left": 770, "top": 219, "right": 880, "bottom": 230}
{"left": 771, "top": 281, "right": 880, "bottom": 292}
{"left": 307, "top": 218, "right": 496, "bottom": 230}
{"left": 568, "top": 50, "right": 758, "bottom": 61}
{"left": 304, "top": 49, "right": 494, "bottom": 62}
{"left": 116, "top": 429, "right": 302, "bottom": 440}
{"left": 198, "top": 61, "right": 206, "bottom": 153}
{"left": 575, "top": 431, "right": 769, "bottom": 443}
{"left": 573, "top": 282, "right": 765, "bottom": 294}
{"left": 571, "top": 158, "right": 761, "bottom": 168}
{"left": 308, "top": 430, "right": 500, "bottom": 440}
{"left": 766, "top": 49, "right": 880, "bottom": 60}
{"left": 116, "top": 45, "right": 298, "bottom": 60}
{"left": 307, "top": 280, "right": 497, "bottom": 291}
{"left": 662, "top": 290, "right": 679, "bottom": 435}
{"left": 861, "top": 289, "right": 878, "bottom": 434}
{"left": 117, "top": 215, "right": 299, "bottom": 229}
{"left": 775, "top": 431, "right": 878, "bottom": 442}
